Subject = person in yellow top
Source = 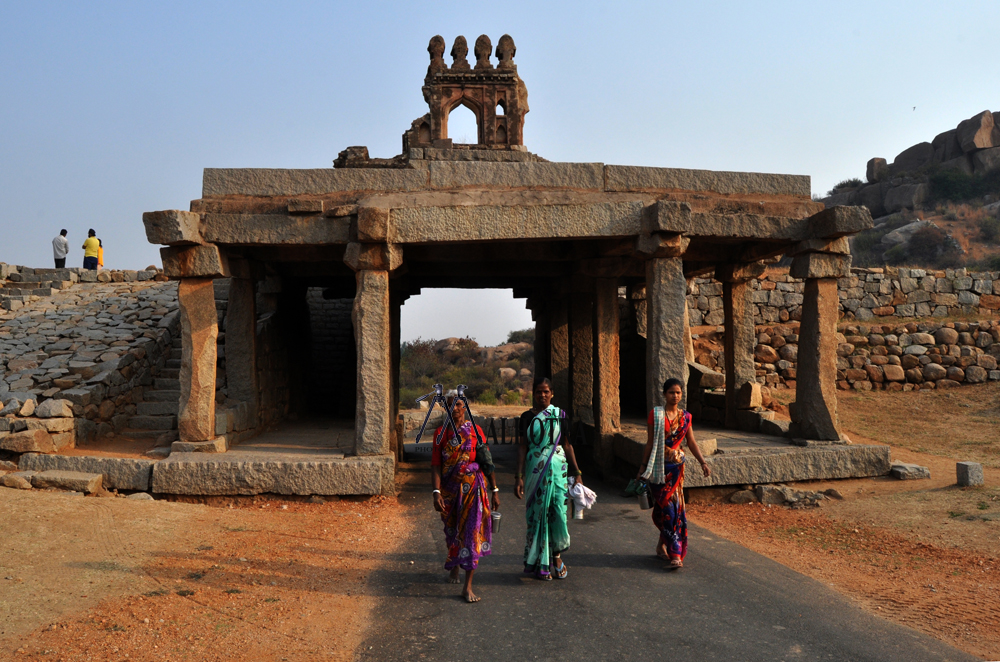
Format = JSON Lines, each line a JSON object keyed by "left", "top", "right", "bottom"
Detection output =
{"left": 82, "top": 229, "right": 100, "bottom": 270}
{"left": 98, "top": 239, "right": 104, "bottom": 269}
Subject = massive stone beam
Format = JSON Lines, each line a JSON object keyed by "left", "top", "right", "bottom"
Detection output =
{"left": 202, "top": 214, "right": 351, "bottom": 245}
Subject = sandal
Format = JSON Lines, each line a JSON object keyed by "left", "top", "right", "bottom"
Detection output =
{"left": 667, "top": 558, "right": 683, "bottom": 570}
{"left": 553, "top": 559, "right": 568, "bottom": 579}
{"left": 535, "top": 568, "right": 552, "bottom": 581}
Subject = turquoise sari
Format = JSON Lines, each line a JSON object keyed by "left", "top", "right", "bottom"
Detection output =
{"left": 523, "top": 405, "right": 571, "bottom": 577}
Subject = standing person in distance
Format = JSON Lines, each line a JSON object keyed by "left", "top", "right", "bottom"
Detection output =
{"left": 97, "top": 239, "right": 104, "bottom": 270}
{"left": 431, "top": 394, "right": 499, "bottom": 603}
{"left": 52, "top": 229, "right": 69, "bottom": 268}
{"left": 514, "top": 377, "right": 582, "bottom": 580}
{"left": 638, "top": 378, "right": 711, "bottom": 570}
{"left": 81, "top": 229, "right": 100, "bottom": 270}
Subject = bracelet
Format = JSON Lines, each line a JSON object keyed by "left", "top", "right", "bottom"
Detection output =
{"left": 432, "top": 489, "right": 441, "bottom": 494}
{"left": 575, "top": 470, "right": 583, "bottom": 476}
{"left": 492, "top": 488, "right": 500, "bottom": 493}
{"left": 515, "top": 473, "right": 523, "bottom": 479}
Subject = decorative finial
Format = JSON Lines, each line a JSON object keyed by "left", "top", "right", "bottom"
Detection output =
{"left": 496, "top": 34, "right": 516, "bottom": 70}
{"left": 427, "top": 35, "right": 447, "bottom": 76}
{"left": 450, "top": 36, "right": 470, "bottom": 71}
{"left": 474, "top": 35, "right": 493, "bottom": 70}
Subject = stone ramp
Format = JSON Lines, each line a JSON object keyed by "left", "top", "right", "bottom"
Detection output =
{"left": 613, "top": 421, "right": 891, "bottom": 487}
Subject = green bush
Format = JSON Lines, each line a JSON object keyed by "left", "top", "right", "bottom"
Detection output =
{"left": 883, "top": 243, "right": 908, "bottom": 265}
{"left": 979, "top": 216, "right": 1000, "bottom": 242}
{"left": 929, "top": 166, "right": 1000, "bottom": 204}
{"left": 506, "top": 328, "right": 535, "bottom": 344}
{"left": 827, "top": 178, "right": 863, "bottom": 196}
{"left": 502, "top": 390, "right": 523, "bottom": 405}
{"left": 477, "top": 391, "right": 498, "bottom": 406}
{"left": 908, "top": 225, "right": 948, "bottom": 263}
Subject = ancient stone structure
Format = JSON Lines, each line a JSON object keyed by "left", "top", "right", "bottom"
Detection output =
{"left": 140, "top": 36, "right": 874, "bottom": 494}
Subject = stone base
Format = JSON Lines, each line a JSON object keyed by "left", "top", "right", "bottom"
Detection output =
{"left": 31, "top": 470, "right": 103, "bottom": 493}
{"left": 18, "top": 454, "right": 154, "bottom": 491}
{"left": 171, "top": 437, "right": 228, "bottom": 453}
{"left": 151, "top": 452, "right": 394, "bottom": 496}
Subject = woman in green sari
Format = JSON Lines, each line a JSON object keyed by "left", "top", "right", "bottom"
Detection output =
{"left": 514, "top": 378, "right": 583, "bottom": 580}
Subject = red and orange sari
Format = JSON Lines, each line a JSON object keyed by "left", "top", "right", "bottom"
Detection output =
{"left": 432, "top": 421, "right": 492, "bottom": 570}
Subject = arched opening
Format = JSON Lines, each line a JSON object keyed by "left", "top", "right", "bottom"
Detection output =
{"left": 495, "top": 125, "right": 507, "bottom": 144}
{"left": 496, "top": 101, "right": 505, "bottom": 116}
{"left": 446, "top": 103, "right": 479, "bottom": 144}
{"left": 417, "top": 121, "right": 431, "bottom": 144}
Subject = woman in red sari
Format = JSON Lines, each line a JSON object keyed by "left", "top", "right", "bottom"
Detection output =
{"left": 638, "top": 378, "right": 711, "bottom": 569}
{"left": 431, "top": 396, "right": 500, "bottom": 602}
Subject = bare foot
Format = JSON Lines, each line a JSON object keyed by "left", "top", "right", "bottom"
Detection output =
{"left": 448, "top": 568, "right": 461, "bottom": 584}
{"left": 656, "top": 542, "right": 669, "bottom": 560}
{"left": 462, "top": 590, "right": 481, "bottom": 603}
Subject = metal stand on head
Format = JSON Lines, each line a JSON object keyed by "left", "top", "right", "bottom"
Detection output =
{"left": 413, "top": 383, "right": 486, "bottom": 449}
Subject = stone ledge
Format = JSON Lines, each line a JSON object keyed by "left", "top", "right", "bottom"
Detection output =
{"left": 18, "top": 454, "right": 155, "bottom": 491}
{"left": 604, "top": 165, "right": 811, "bottom": 197}
{"left": 202, "top": 214, "right": 351, "bottom": 245}
{"left": 428, "top": 161, "right": 604, "bottom": 190}
{"left": 31, "top": 470, "right": 103, "bottom": 493}
{"left": 202, "top": 169, "right": 429, "bottom": 197}
{"left": 172, "top": 437, "right": 228, "bottom": 453}
{"left": 613, "top": 434, "right": 890, "bottom": 487}
{"left": 151, "top": 453, "right": 393, "bottom": 496}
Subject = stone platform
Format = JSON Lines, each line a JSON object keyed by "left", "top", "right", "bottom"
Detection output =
{"left": 151, "top": 420, "right": 394, "bottom": 496}
{"left": 613, "top": 420, "right": 891, "bottom": 488}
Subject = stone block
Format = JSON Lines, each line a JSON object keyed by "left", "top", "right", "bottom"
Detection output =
{"left": 202, "top": 168, "right": 428, "bottom": 197}
{"left": 890, "top": 462, "right": 930, "bottom": 480}
{"left": 344, "top": 243, "right": 403, "bottom": 272}
{"left": 956, "top": 461, "right": 984, "bottom": 487}
{"left": 790, "top": 237, "right": 850, "bottom": 255}
{"left": 891, "top": 142, "right": 933, "bottom": 173}
{"left": 18, "top": 454, "right": 154, "bottom": 491}
{"left": 429, "top": 161, "right": 604, "bottom": 190}
{"left": 790, "top": 253, "right": 852, "bottom": 279}
{"left": 736, "top": 382, "right": 762, "bottom": 409}
{"left": 161, "top": 245, "right": 230, "bottom": 279}
{"left": 287, "top": 198, "right": 325, "bottom": 214}
{"left": 24, "top": 418, "right": 75, "bottom": 433}
{"left": 202, "top": 214, "right": 351, "bottom": 245}
{"left": 1, "top": 472, "right": 34, "bottom": 490}
{"left": 0, "top": 430, "right": 55, "bottom": 453}
{"left": 30, "top": 470, "right": 102, "bottom": 493}
{"left": 760, "top": 417, "right": 791, "bottom": 437}
{"left": 956, "top": 110, "right": 998, "bottom": 152}
{"left": 171, "top": 437, "right": 228, "bottom": 453}
{"left": 687, "top": 361, "right": 725, "bottom": 389}
{"left": 884, "top": 184, "right": 927, "bottom": 213}
{"left": 603, "top": 165, "right": 811, "bottom": 196}
{"left": 681, "top": 444, "right": 890, "bottom": 488}
{"left": 34, "top": 399, "right": 73, "bottom": 418}
{"left": 972, "top": 147, "right": 1000, "bottom": 174}
{"left": 142, "top": 210, "right": 203, "bottom": 245}
{"left": 866, "top": 158, "right": 888, "bottom": 183}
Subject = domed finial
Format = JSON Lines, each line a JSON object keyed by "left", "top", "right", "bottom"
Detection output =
{"left": 474, "top": 34, "right": 493, "bottom": 70}
{"left": 496, "top": 34, "right": 516, "bottom": 70}
{"left": 450, "top": 36, "right": 470, "bottom": 71}
{"left": 427, "top": 35, "right": 447, "bottom": 76}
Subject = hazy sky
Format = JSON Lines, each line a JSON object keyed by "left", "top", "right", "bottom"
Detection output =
{"left": 2, "top": 1, "right": 998, "bottom": 345}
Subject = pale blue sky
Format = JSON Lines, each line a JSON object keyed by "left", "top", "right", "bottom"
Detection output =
{"left": 2, "top": 2, "right": 998, "bottom": 345}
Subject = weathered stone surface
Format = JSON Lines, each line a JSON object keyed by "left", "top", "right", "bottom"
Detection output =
{"left": 18, "top": 454, "right": 154, "bottom": 491}
{"left": 34, "top": 399, "right": 73, "bottom": 418}
{"left": 225, "top": 279, "right": 258, "bottom": 411}
{"left": 202, "top": 214, "right": 351, "bottom": 245}
{"left": 127, "top": 492, "right": 155, "bottom": 500}
{"left": 592, "top": 278, "right": 620, "bottom": 473}
{"left": 891, "top": 142, "right": 933, "bottom": 173}
{"left": 884, "top": 184, "right": 927, "bottom": 213}
{"left": 429, "top": 161, "right": 604, "bottom": 190}
{"left": 940, "top": 155, "right": 974, "bottom": 176}
{"left": 681, "top": 444, "right": 889, "bottom": 488}
{"left": 882, "top": 364, "right": 906, "bottom": 381}
{"left": 143, "top": 210, "right": 203, "bottom": 245}
{"left": 956, "top": 461, "right": 984, "bottom": 487}
{"left": 151, "top": 452, "right": 394, "bottom": 496}
{"left": 0, "top": 430, "right": 55, "bottom": 453}
{"left": 760, "top": 417, "right": 791, "bottom": 436}
{"left": 1, "top": 472, "right": 34, "bottom": 490}
{"left": 25, "top": 418, "right": 75, "bottom": 433}
{"left": 287, "top": 198, "right": 325, "bottom": 214}
{"left": 724, "top": 279, "right": 757, "bottom": 427}
{"left": 390, "top": 201, "right": 645, "bottom": 243}
{"left": 934, "top": 327, "right": 959, "bottom": 345}
{"left": 353, "top": 270, "right": 391, "bottom": 455}
{"left": 866, "top": 158, "right": 888, "bottom": 183}
{"left": 730, "top": 489, "right": 757, "bottom": 504}
{"left": 932, "top": 129, "right": 962, "bottom": 164}
{"left": 344, "top": 243, "right": 403, "bottom": 271}
{"left": 858, "top": 184, "right": 885, "bottom": 217}
{"left": 549, "top": 301, "right": 570, "bottom": 411}
{"left": 956, "top": 110, "right": 997, "bottom": 152}
{"left": 648, "top": 203, "right": 869, "bottom": 241}
{"left": 161, "top": 245, "right": 230, "bottom": 279}
{"left": 31, "top": 470, "right": 102, "bottom": 493}
{"left": 171, "top": 437, "right": 227, "bottom": 453}
{"left": 790, "top": 253, "right": 852, "bottom": 279}
{"left": 890, "top": 462, "right": 931, "bottom": 480}
{"left": 19, "top": 399, "right": 36, "bottom": 417}
{"left": 177, "top": 278, "right": 217, "bottom": 442}
{"left": 790, "top": 237, "right": 850, "bottom": 256}
{"left": 736, "top": 382, "right": 762, "bottom": 409}
{"left": 687, "top": 361, "right": 725, "bottom": 389}
{"left": 922, "top": 363, "right": 947, "bottom": 381}
{"left": 646, "top": 257, "right": 688, "bottom": 410}
{"left": 604, "top": 165, "right": 810, "bottom": 197}
{"left": 972, "top": 146, "right": 1000, "bottom": 174}
{"left": 791, "top": 278, "right": 840, "bottom": 440}
{"left": 202, "top": 168, "right": 428, "bottom": 197}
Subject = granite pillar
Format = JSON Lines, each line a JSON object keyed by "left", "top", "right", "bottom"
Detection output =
{"left": 570, "top": 292, "right": 594, "bottom": 425}
{"left": 723, "top": 278, "right": 756, "bottom": 429}
{"left": 549, "top": 299, "right": 570, "bottom": 411}
{"left": 177, "top": 278, "right": 217, "bottom": 442}
{"left": 352, "top": 270, "right": 392, "bottom": 456}
{"left": 592, "top": 278, "right": 621, "bottom": 473}
{"left": 225, "top": 278, "right": 258, "bottom": 420}
{"left": 792, "top": 278, "right": 840, "bottom": 440}
{"left": 645, "top": 257, "right": 688, "bottom": 411}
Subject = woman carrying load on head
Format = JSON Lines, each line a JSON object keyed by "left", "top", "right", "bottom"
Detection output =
{"left": 431, "top": 394, "right": 499, "bottom": 603}
{"left": 638, "top": 377, "right": 711, "bottom": 570}
{"left": 514, "top": 377, "right": 583, "bottom": 580}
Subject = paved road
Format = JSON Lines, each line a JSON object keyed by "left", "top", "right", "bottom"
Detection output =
{"left": 361, "top": 446, "right": 975, "bottom": 662}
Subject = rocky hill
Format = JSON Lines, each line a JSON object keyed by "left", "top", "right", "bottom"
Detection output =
{"left": 822, "top": 110, "right": 1000, "bottom": 270}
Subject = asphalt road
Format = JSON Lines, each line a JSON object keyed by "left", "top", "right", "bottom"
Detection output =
{"left": 360, "top": 445, "right": 976, "bottom": 662}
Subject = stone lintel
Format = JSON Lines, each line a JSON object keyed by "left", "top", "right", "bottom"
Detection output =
{"left": 789, "top": 236, "right": 851, "bottom": 256}
{"left": 344, "top": 243, "right": 403, "bottom": 272}
{"left": 790, "top": 253, "right": 853, "bottom": 279}
{"left": 716, "top": 261, "right": 767, "bottom": 283}
{"left": 647, "top": 201, "right": 871, "bottom": 241}
{"left": 428, "top": 161, "right": 605, "bottom": 190}
{"left": 805, "top": 205, "right": 874, "bottom": 239}
{"left": 161, "top": 244, "right": 230, "bottom": 279}
{"left": 142, "top": 210, "right": 203, "bottom": 246}
{"left": 202, "top": 168, "right": 428, "bottom": 197}
{"left": 202, "top": 214, "right": 351, "bottom": 245}
{"left": 288, "top": 198, "right": 325, "bottom": 214}
{"left": 605, "top": 165, "right": 811, "bottom": 197}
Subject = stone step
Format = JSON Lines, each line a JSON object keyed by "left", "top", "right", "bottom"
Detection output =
{"left": 31, "top": 470, "right": 103, "bottom": 494}
{"left": 137, "top": 401, "right": 179, "bottom": 416}
{"left": 154, "top": 378, "right": 180, "bottom": 390}
{"left": 120, "top": 428, "right": 178, "bottom": 441}
{"left": 170, "top": 348, "right": 182, "bottom": 360}
{"left": 165, "top": 359, "right": 181, "bottom": 369}
{"left": 143, "top": 389, "right": 180, "bottom": 402}
{"left": 157, "top": 368, "right": 179, "bottom": 379}
{"left": 128, "top": 415, "right": 177, "bottom": 431}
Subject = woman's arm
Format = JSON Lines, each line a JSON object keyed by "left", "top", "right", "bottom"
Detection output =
{"left": 685, "top": 426, "right": 711, "bottom": 477}
{"left": 637, "top": 416, "right": 655, "bottom": 479}
{"left": 432, "top": 464, "right": 445, "bottom": 511}
{"left": 514, "top": 435, "right": 527, "bottom": 499}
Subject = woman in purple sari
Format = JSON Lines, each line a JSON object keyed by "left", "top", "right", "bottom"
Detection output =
{"left": 431, "top": 397, "right": 500, "bottom": 602}
{"left": 638, "top": 378, "right": 711, "bottom": 569}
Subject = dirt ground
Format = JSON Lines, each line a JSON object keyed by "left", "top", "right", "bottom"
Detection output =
{"left": 0, "top": 488, "right": 415, "bottom": 661}
{"left": 692, "top": 382, "right": 1000, "bottom": 660}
